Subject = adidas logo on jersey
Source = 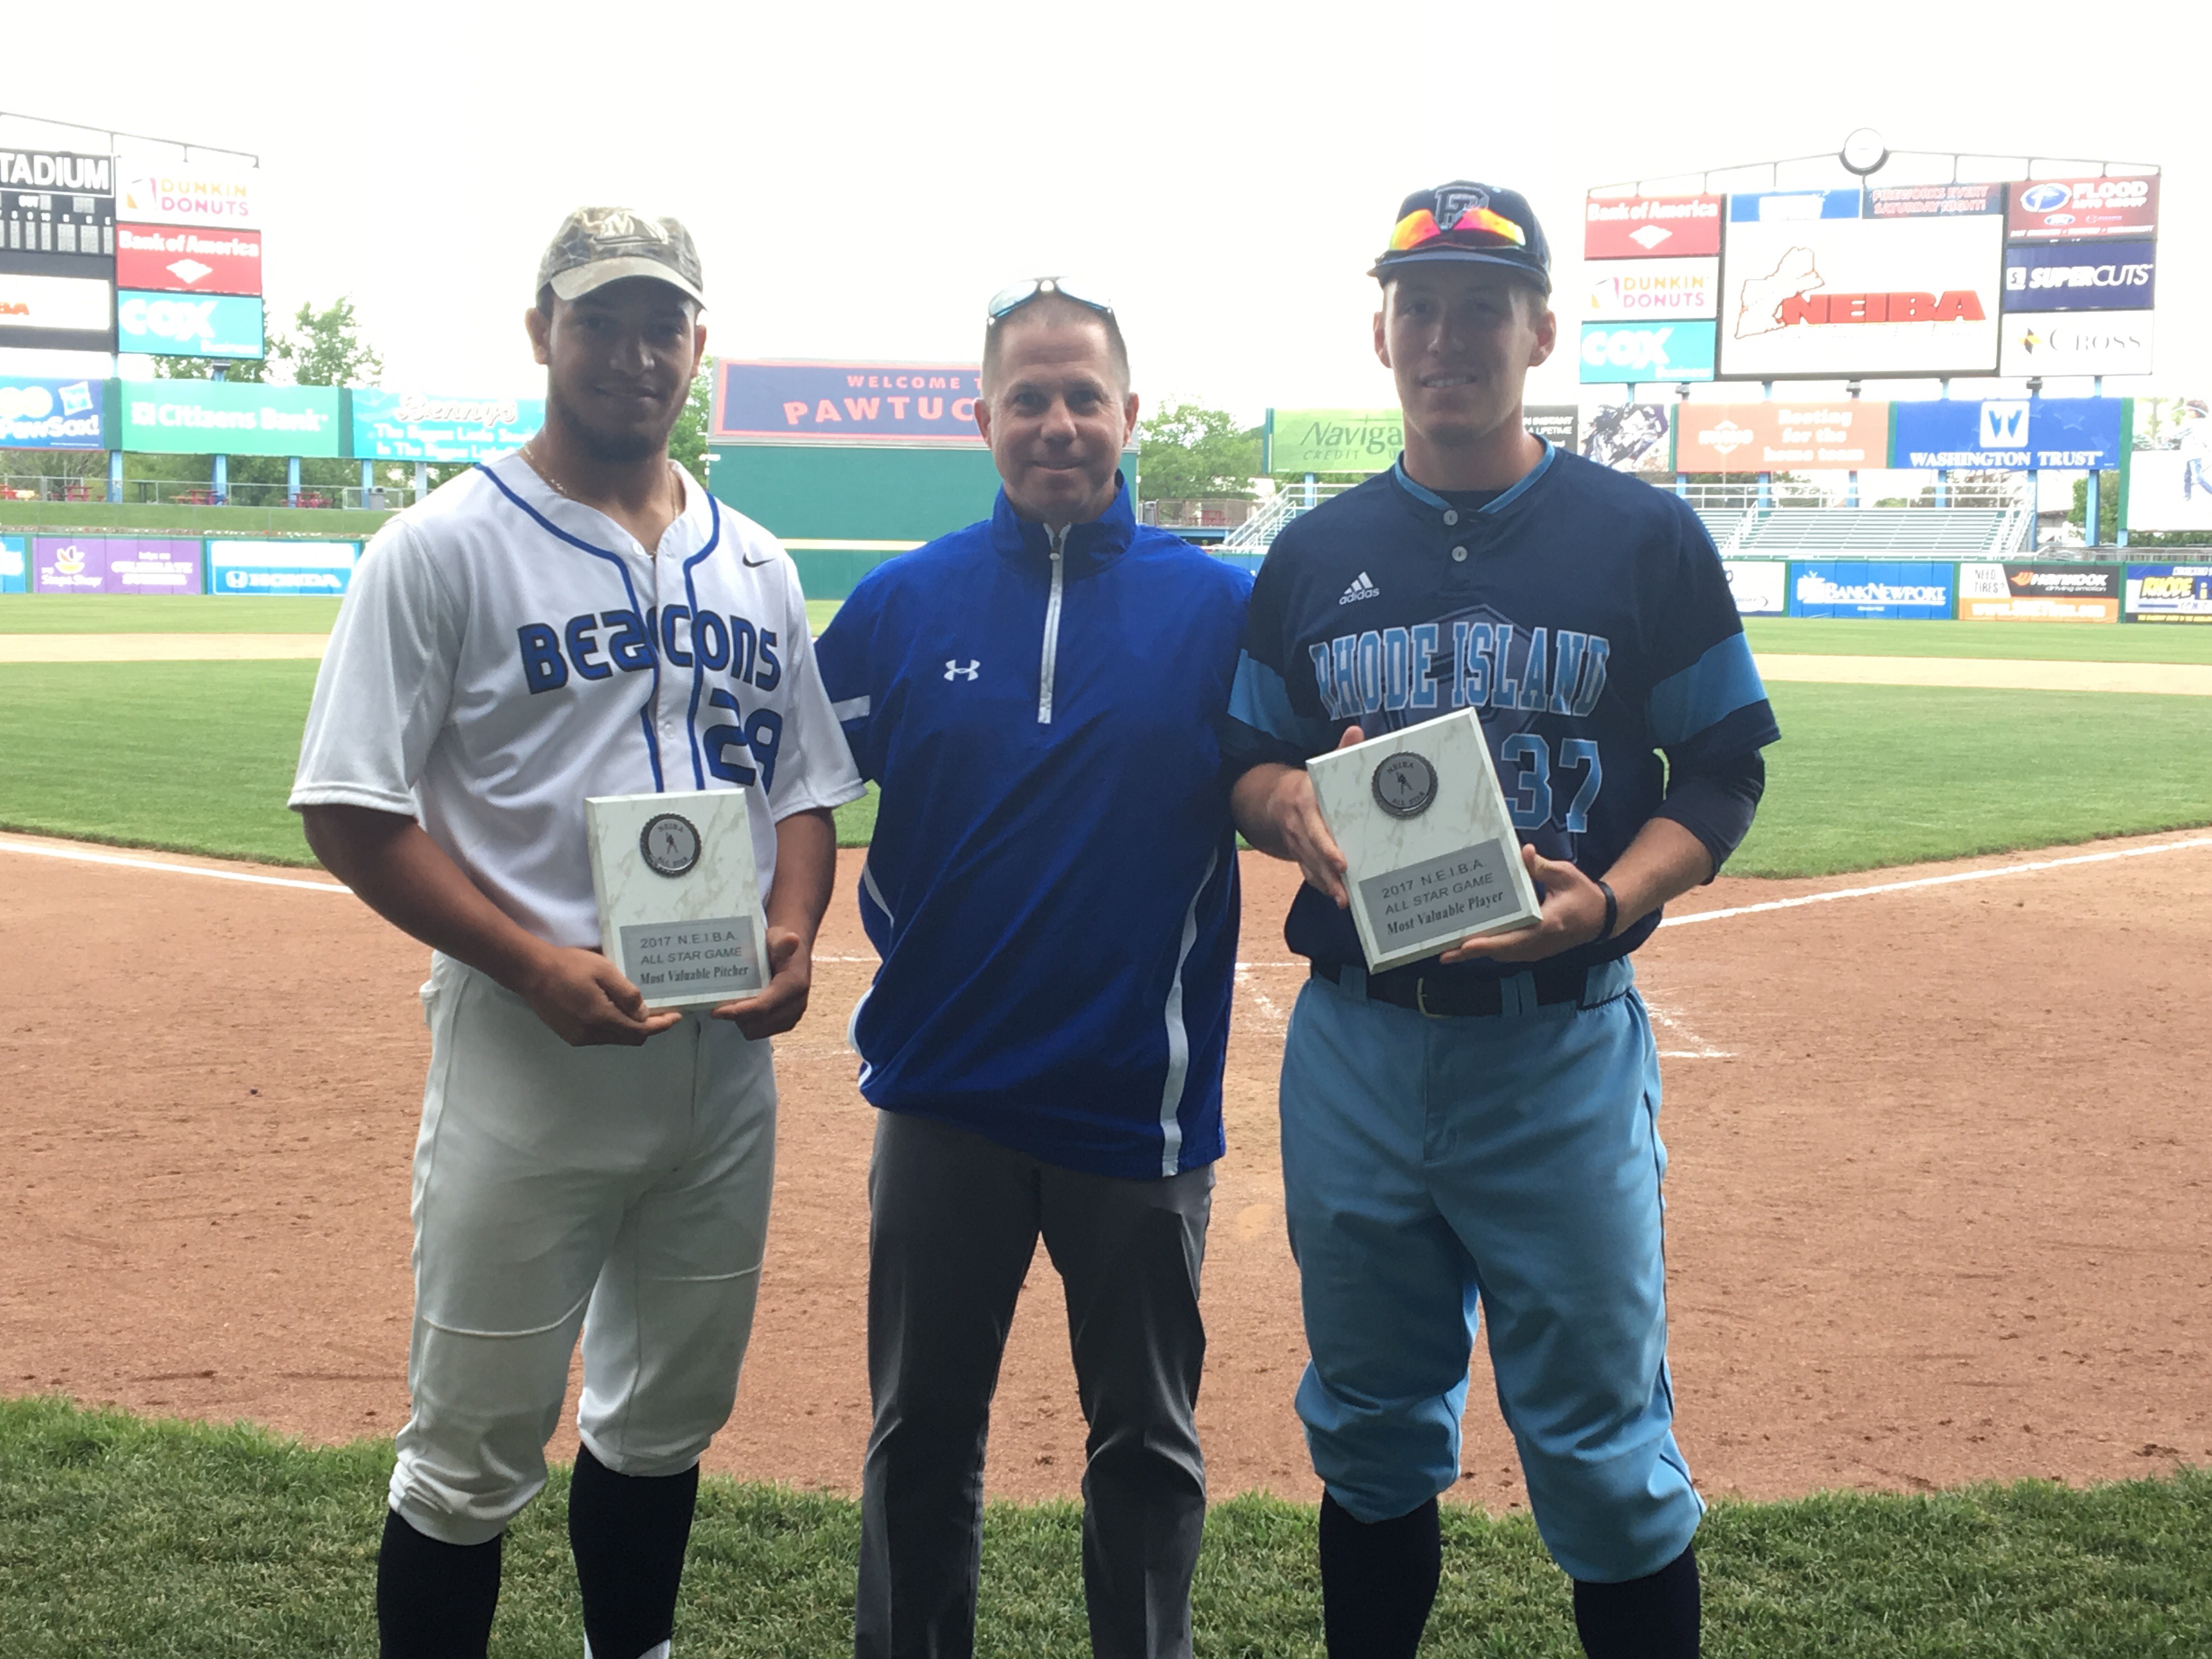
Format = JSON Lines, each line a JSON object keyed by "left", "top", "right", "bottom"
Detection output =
{"left": 1338, "top": 572, "right": 1380, "bottom": 606}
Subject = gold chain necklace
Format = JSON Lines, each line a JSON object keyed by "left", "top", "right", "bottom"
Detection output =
{"left": 522, "top": 439, "right": 681, "bottom": 521}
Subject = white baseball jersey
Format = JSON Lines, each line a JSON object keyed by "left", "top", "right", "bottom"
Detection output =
{"left": 290, "top": 452, "right": 863, "bottom": 947}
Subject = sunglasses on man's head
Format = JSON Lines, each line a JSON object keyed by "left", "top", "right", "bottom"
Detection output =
{"left": 985, "top": 277, "right": 1115, "bottom": 324}
{"left": 1385, "top": 205, "right": 1528, "bottom": 253}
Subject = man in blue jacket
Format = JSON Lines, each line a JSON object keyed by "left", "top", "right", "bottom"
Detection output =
{"left": 814, "top": 280, "right": 1251, "bottom": 1659}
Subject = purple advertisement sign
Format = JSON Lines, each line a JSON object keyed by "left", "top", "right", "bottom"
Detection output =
{"left": 710, "top": 360, "right": 986, "bottom": 445}
{"left": 32, "top": 535, "right": 205, "bottom": 594}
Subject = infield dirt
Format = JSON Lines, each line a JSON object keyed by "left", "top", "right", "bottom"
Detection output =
{"left": 4, "top": 833, "right": 2208, "bottom": 1510}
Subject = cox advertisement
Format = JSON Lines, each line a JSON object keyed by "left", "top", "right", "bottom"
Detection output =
{"left": 116, "top": 224, "right": 263, "bottom": 295}
{"left": 1719, "top": 212, "right": 2004, "bottom": 380}
{"left": 0, "top": 376, "right": 104, "bottom": 448}
{"left": 712, "top": 361, "right": 983, "bottom": 444}
{"left": 1675, "top": 401, "right": 1888, "bottom": 473}
{"left": 1722, "top": 560, "right": 1787, "bottom": 616}
{"left": 1889, "top": 398, "right": 2122, "bottom": 471}
{"left": 1583, "top": 194, "right": 1723, "bottom": 259}
{"left": 1267, "top": 408, "right": 1401, "bottom": 474}
{"left": 209, "top": 540, "right": 358, "bottom": 597}
{"left": 0, "top": 535, "right": 25, "bottom": 595}
{"left": 1957, "top": 562, "right": 2121, "bottom": 623}
{"left": 117, "top": 290, "right": 265, "bottom": 358}
{"left": 32, "top": 537, "right": 204, "bottom": 595}
{"left": 2000, "top": 312, "right": 2152, "bottom": 379}
{"left": 0, "top": 270, "right": 113, "bottom": 352}
{"left": 121, "top": 381, "right": 342, "bottom": 457}
{"left": 2002, "top": 241, "right": 2154, "bottom": 312}
{"left": 2123, "top": 564, "right": 2212, "bottom": 624}
{"left": 1578, "top": 320, "right": 1714, "bottom": 383}
{"left": 1582, "top": 257, "right": 1717, "bottom": 320}
{"left": 2007, "top": 177, "right": 2157, "bottom": 241}
{"left": 1788, "top": 559, "right": 1954, "bottom": 620}
{"left": 352, "top": 390, "right": 543, "bottom": 462}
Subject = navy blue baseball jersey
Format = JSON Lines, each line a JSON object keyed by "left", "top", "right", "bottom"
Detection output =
{"left": 1220, "top": 442, "right": 1780, "bottom": 979}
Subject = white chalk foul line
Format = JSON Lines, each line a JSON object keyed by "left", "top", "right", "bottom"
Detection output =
{"left": 0, "top": 838, "right": 347, "bottom": 893}
{"left": 1661, "top": 835, "right": 2212, "bottom": 929}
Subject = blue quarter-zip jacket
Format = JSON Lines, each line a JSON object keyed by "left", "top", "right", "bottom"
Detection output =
{"left": 814, "top": 480, "right": 1251, "bottom": 1180}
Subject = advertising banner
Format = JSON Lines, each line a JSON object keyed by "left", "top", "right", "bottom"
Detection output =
{"left": 0, "top": 534, "right": 25, "bottom": 595}
{"left": 1718, "top": 213, "right": 2004, "bottom": 379}
{"left": 1788, "top": 558, "right": 1954, "bottom": 619}
{"left": 1675, "top": 400, "right": 1889, "bottom": 473}
{"left": 0, "top": 270, "right": 113, "bottom": 352}
{"left": 2, "top": 149, "right": 115, "bottom": 274}
{"left": 1524, "top": 405, "right": 1580, "bottom": 453}
{"left": 1579, "top": 320, "right": 1715, "bottom": 383}
{"left": 1581, "top": 257, "right": 1717, "bottom": 321}
{"left": 1581, "top": 403, "right": 1672, "bottom": 473}
{"left": 121, "top": 381, "right": 343, "bottom": 457}
{"left": 115, "top": 150, "right": 261, "bottom": 227}
{"left": 1728, "top": 190, "right": 1861, "bottom": 223}
{"left": 0, "top": 376, "right": 104, "bottom": 448}
{"left": 117, "top": 290, "right": 265, "bottom": 358}
{"left": 1889, "top": 397, "right": 2123, "bottom": 471}
{"left": 2002, "top": 240, "right": 2154, "bottom": 312}
{"left": 31, "top": 536, "right": 204, "bottom": 595}
{"left": 1722, "top": 559, "right": 1787, "bottom": 615}
{"left": 1866, "top": 183, "right": 2006, "bottom": 218}
{"left": 116, "top": 224, "right": 262, "bottom": 295}
{"left": 1583, "top": 194, "right": 1724, "bottom": 260}
{"left": 2007, "top": 177, "right": 2158, "bottom": 241}
{"left": 2123, "top": 562, "right": 2212, "bottom": 622}
{"left": 712, "top": 360, "right": 983, "bottom": 444}
{"left": 1267, "top": 408, "right": 1401, "bottom": 473}
{"left": 1998, "top": 312, "right": 2153, "bottom": 379}
{"left": 351, "top": 390, "right": 543, "bottom": 462}
{"left": 1956, "top": 561, "right": 2121, "bottom": 622}
{"left": 2125, "top": 454, "right": 2212, "bottom": 533}
{"left": 2130, "top": 397, "right": 2204, "bottom": 452}
{"left": 207, "top": 539, "right": 358, "bottom": 597}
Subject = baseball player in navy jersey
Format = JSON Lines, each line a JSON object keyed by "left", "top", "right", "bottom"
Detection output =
{"left": 1221, "top": 183, "right": 1780, "bottom": 1659}
{"left": 290, "top": 208, "right": 862, "bottom": 1659}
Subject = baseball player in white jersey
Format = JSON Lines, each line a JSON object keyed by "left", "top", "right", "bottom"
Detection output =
{"left": 290, "top": 208, "right": 862, "bottom": 1659}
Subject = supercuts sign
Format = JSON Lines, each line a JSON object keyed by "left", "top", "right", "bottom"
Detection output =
{"left": 1583, "top": 195, "right": 1723, "bottom": 260}
{"left": 2007, "top": 176, "right": 2157, "bottom": 241}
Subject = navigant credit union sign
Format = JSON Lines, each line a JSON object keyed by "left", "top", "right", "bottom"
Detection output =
{"left": 712, "top": 360, "right": 984, "bottom": 444}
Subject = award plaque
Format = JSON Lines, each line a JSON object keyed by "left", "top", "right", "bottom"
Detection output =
{"left": 1306, "top": 709, "right": 1543, "bottom": 973}
{"left": 585, "top": 788, "right": 768, "bottom": 1011}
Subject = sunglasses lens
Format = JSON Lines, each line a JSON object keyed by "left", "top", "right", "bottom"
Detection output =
{"left": 987, "top": 280, "right": 1045, "bottom": 320}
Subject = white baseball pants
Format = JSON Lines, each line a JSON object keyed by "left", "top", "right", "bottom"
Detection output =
{"left": 389, "top": 951, "right": 777, "bottom": 1546}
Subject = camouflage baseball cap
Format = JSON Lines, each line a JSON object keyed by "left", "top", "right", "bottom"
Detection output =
{"left": 535, "top": 207, "right": 706, "bottom": 307}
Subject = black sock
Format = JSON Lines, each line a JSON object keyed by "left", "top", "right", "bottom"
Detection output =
{"left": 1572, "top": 1542, "right": 1700, "bottom": 1659}
{"left": 376, "top": 1508, "right": 501, "bottom": 1659}
{"left": 568, "top": 1444, "right": 701, "bottom": 1659}
{"left": 1317, "top": 1490, "right": 1442, "bottom": 1659}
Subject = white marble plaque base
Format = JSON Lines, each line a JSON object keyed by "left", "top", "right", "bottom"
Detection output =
{"left": 586, "top": 789, "right": 767, "bottom": 1011}
{"left": 1306, "top": 710, "right": 1543, "bottom": 973}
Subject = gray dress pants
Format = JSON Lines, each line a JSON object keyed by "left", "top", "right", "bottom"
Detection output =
{"left": 855, "top": 1109, "right": 1214, "bottom": 1659}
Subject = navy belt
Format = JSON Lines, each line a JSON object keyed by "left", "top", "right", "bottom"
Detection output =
{"left": 1311, "top": 958, "right": 1591, "bottom": 1018}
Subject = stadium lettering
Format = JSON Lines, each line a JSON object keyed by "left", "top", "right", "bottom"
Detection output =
{"left": 1777, "top": 291, "right": 1985, "bottom": 325}
{"left": 1, "top": 150, "right": 111, "bottom": 191}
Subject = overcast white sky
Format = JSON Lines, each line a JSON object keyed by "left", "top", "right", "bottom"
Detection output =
{"left": 3, "top": 0, "right": 2202, "bottom": 422}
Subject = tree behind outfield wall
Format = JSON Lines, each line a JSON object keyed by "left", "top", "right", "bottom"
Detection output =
{"left": 1135, "top": 403, "right": 1261, "bottom": 501}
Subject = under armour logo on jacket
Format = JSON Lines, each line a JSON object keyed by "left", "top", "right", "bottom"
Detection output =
{"left": 944, "top": 659, "right": 981, "bottom": 681}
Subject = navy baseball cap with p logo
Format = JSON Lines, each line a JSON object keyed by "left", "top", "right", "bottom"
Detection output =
{"left": 1371, "top": 181, "right": 1551, "bottom": 294}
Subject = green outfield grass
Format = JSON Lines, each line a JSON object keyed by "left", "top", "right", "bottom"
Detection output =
{"left": 1741, "top": 617, "right": 2212, "bottom": 664}
{"left": 1, "top": 1400, "right": 2205, "bottom": 1657}
{"left": 0, "top": 595, "right": 345, "bottom": 634}
{"left": 0, "top": 664, "right": 2201, "bottom": 878}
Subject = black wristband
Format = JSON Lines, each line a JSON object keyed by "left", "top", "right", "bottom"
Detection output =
{"left": 1595, "top": 878, "right": 1619, "bottom": 942}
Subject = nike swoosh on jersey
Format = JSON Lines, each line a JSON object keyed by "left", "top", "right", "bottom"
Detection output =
{"left": 742, "top": 551, "right": 778, "bottom": 566}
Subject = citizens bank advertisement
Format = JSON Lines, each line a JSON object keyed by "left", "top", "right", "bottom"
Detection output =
{"left": 121, "top": 381, "right": 342, "bottom": 457}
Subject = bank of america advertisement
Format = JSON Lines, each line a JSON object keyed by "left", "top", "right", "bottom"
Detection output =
{"left": 1718, "top": 211, "right": 2005, "bottom": 380}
